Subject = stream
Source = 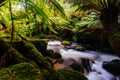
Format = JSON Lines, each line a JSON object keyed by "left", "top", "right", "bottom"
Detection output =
{"left": 47, "top": 40, "right": 120, "bottom": 80}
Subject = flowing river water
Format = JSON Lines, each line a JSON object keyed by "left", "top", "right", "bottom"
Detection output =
{"left": 47, "top": 40, "right": 120, "bottom": 80}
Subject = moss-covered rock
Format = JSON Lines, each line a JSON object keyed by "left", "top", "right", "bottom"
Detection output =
{"left": 51, "top": 53, "right": 62, "bottom": 59}
{"left": 31, "top": 40, "right": 48, "bottom": 56}
{"left": 41, "top": 69, "right": 59, "bottom": 80}
{"left": 47, "top": 49, "right": 55, "bottom": 57}
{"left": 0, "top": 62, "right": 42, "bottom": 80}
{"left": 70, "top": 62, "right": 84, "bottom": 73}
{"left": 58, "top": 69, "right": 88, "bottom": 80}
{"left": 9, "top": 47, "right": 27, "bottom": 65}
{"left": 13, "top": 40, "right": 53, "bottom": 69}
{"left": 61, "top": 40, "right": 72, "bottom": 46}
{"left": 75, "top": 46, "right": 86, "bottom": 52}
{"left": 13, "top": 40, "right": 44, "bottom": 67}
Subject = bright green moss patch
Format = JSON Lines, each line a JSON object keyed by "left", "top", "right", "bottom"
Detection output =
{"left": 61, "top": 40, "right": 72, "bottom": 46}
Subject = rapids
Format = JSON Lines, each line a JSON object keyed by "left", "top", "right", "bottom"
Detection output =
{"left": 47, "top": 40, "right": 120, "bottom": 80}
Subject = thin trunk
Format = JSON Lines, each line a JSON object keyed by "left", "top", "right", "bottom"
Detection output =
{"left": 9, "top": 0, "right": 14, "bottom": 43}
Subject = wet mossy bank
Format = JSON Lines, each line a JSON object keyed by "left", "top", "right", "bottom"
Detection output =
{"left": 0, "top": 39, "right": 88, "bottom": 80}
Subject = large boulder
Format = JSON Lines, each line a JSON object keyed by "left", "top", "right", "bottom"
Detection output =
{"left": 0, "top": 63, "right": 42, "bottom": 80}
{"left": 12, "top": 40, "right": 51, "bottom": 69}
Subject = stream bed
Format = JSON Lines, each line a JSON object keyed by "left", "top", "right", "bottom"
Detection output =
{"left": 47, "top": 40, "right": 120, "bottom": 80}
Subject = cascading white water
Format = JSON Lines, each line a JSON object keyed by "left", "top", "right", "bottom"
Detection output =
{"left": 47, "top": 40, "right": 120, "bottom": 80}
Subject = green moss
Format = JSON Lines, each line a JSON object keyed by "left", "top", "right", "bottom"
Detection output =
{"left": 70, "top": 62, "right": 84, "bottom": 73}
{"left": 58, "top": 69, "right": 88, "bottom": 80}
{"left": 61, "top": 40, "right": 72, "bottom": 46}
{"left": 20, "top": 41, "right": 45, "bottom": 68}
{"left": 9, "top": 47, "right": 27, "bottom": 65}
{"left": 13, "top": 40, "right": 53, "bottom": 69}
{"left": 47, "top": 49, "right": 54, "bottom": 57}
{"left": 41, "top": 68, "right": 59, "bottom": 80}
{"left": 0, "top": 63, "right": 42, "bottom": 80}
{"left": 31, "top": 40, "right": 48, "bottom": 56}
{"left": 44, "top": 57, "right": 53, "bottom": 66}
{"left": 51, "top": 53, "right": 62, "bottom": 59}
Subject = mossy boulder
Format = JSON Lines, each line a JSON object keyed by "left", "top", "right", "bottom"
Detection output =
{"left": 9, "top": 47, "right": 27, "bottom": 65}
{"left": 0, "top": 62, "right": 42, "bottom": 80}
{"left": 61, "top": 40, "right": 72, "bottom": 46}
{"left": 70, "top": 62, "right": 84, "bottom": 73}
{"left": 51, "top": 53, "right": 62, "bottom": 59}
{"left": 41, "top": 69, "right": 59, "bottom": 80}
{"left": 31, "top": 39, "right": 48, "bottom": 56}
{"left": 58, "top": 69, "right": 88, "bottom": 80}
{"left": 12, "top": 40, "right": 48, "bottom": 68}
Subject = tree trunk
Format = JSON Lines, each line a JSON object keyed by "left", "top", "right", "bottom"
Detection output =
{"left": 100, "top": 10, "right": 120, "bottom": 57}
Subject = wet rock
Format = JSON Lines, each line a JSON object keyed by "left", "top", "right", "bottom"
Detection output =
{"left": 47, "top": 49, "right": 55, "bottom": 57}
{"left": 51, "top": 53, "right": 62, "bottom": 59}
{"left": 102, "top": 59, "right": 120, "bottom": 76}
{"left": 81, "top": 58, "right": 91, "bottom": 73}
{"left": 75, "top": 46, "right": 86, "bottom": 52}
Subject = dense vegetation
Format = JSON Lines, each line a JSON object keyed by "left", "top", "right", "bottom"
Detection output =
{"left": 0, "top": 0, "right": 120, "bottom": 80}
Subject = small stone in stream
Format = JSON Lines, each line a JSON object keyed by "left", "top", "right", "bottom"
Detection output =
{"left": 61, "top": 40, "right": 72, "bottom": 46}
{"left": 75, "top": 46, "right": 86, "bottom": 52}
